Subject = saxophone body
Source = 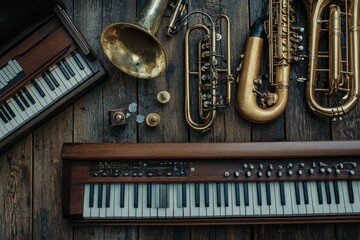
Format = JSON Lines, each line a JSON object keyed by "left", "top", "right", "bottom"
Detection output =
{"left": 236, "top": 0, "right": 301, "bottom": 124}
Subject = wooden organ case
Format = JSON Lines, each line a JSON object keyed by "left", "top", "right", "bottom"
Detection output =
{"left": 0, "top": 0, "right": 108, "bottom": 151}
{"left": 62, "top": 141, "right": 360, "bottom": 225}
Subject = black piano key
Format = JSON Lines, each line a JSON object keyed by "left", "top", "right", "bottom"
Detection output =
{"left": 244, "top": 182, "right": 249, "bottom": 206}
{"left": 105, "top": 184, "right": 111, "bottom": 208}
{"left": 73, "top": 53, "right": 85, "bottom": 70}
{"left": 147, "top": 184, "right": 152, "bottom": 208}
{"left": 347, "top": 180, "right": 354, "bottom": 204}
{"left": 98, "top": 184, "right": 103, "bottom": 208}
{"left": 23, "top": 88, "right": 36, "bottom": 105}
{"left": 216, "top": 183, "right": 221, "bottom": 207}
{"left": 303, "top": 182, "right": 309, "bottom": 204}
{"left": 279, "top": 182, "right": 286, "bottom": 206}
{"left": 265, "top": 182, "right": 271, "bottom": 205}
{"left": 18, "top": 91, "right": 30, "bottom": 108}
{"left": 48, "top": 72, "right": 60, "bottom": 87}
{"left": 294, "top": 181, "right": 301, "bottom": 205}
{"left": 13, "top": 95, "right": 25, "bottom": 111}
{"left": 3, "top": 102, "right": 15, "bottom": 118}
{"left": 43, "top": 74, "right": 55, "bottom": 91}
{"left": 325, "top": 181, "right": 332, "bottom": 204}
{"left": 0, "top": 108, "right": 8, "bottom": 123}
{"left": 256, "top": 182, "right": 262, "bottom": 206}
{"left": 33, "top": 81, "right": 46, "bottom": 98}
{"left": 333, "top": 181, "right": 340, "bottom": 204}
{"left": 182, "top": 183, "right": 187, "bottom": 208}
{"left": 120, "top": 183, "right": 125, "bottom": 208}
{"left": 235, "top": 182, "right": 240, "bottom": 206}
{"left": 195, "top": 183, "right": 200, "bottom": 207}
{"left": 134, "top": 183, "right": 138, "bottom": 208}
{"left": 316, "top": 181, "right": 323, "bottom": 204}
{"left": 0, "top": 105, "right": 11, "bottom": 121}
{"left": 89, "top": 184, "right": 94, "bottom": 208}
{"left": 63, "top": 59, "right": 76, "bottom": 76}
{"left": 58, "top": 63, "right": 70, "bottom": 80}
{"left": 224, "top": 183, "right": 229, "bottom": 207}
{"left": 204, "top": 183, "right": 209, "bottom": 207}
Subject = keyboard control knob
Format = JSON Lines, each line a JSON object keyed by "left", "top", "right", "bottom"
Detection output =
{"left": 297, "top": 170, "right": 303, "bottom": 175}
{"left": 326, "top": 168, "right": 332, "bottom": 174}
{"left": 269, "top": 164, "right": 274, "bottom": 170}
{"left": 234, "top": 171, "right": 240, "bottom": 177}
{"left": 287, "top": 163, "right": 293, "bottom": 168}
{"left": 277, "top": 171, "right": 283, "bottom": 177}
{"left": 243, "top": 164, "right": 248, "bottom": 169}
{"left": 335, "top": 169, "right": 341, "bottom": 174}
{"left": 224, "top": 171, "right": 230, "bottom": 178}
{"left": 266, "top": 171, "right": 272, "bottom": 177}
{"left": 245, "top": 171, "right": 252, "bottom": 177}
{"left": 319, "top": 168, "right": 325, "bottom": 174}
{"left": 349, "top": 170, "right": 355, "bottom": 175}
{"left": 249, "top": 164, "right": 255, "bottom": 170}
{"left": 257, "top": 171, "right": 263, "bottom": 177}
{"left": 258, "top": 164, "right": 264, "bottom": 170}
{"left": 308, "top": 168, "right": 314, "bottom": 174}
{"left": 287, "top": 170, "right": 293, "bottom": 175}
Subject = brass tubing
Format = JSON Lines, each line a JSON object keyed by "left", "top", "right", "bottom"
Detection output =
{"left": 304, "top": 0, "right": 359, "bottom": 119}
{"left": 329, "top": 4, "right": 342, "bottom": 88}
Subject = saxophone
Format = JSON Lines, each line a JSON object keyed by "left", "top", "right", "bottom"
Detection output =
{"left": 236, "top": 0, "right": 303, "bottom": 123}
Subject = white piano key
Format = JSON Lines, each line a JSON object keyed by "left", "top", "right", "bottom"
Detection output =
{"left": 252, "top": 182, "right": 261, "bottom": 216}
{"left": 297, "top": 182, "right": 307, "bottom": 215}
{"left": 336, "top": 181, "right": 347, "bottom": 214}
{"left": 166, "top": 183, "right": 175, "bottom": 218}
{"left": 198, "top": 183, "right": 206, "bottom": 217}
{"left": 113, "top": 184, "right": 122, "bottom": 218}
{"left": 83, "top": 184, "right": 91, "bottom": 218}
{"left": 75, "top": 52, "right": 93, "bottom": 76}
{"left": 269, "top": 182, "right": 277, "bottom": 215}
{"left": 156, "top": 184, "right": 167, "bottom": 218}
{"left": 51, "top": 66, "right": 74, "bottom": 90}
{"left": 328, "top": 181, "right": 338, "bottom": 214}
{"left": 99, "top": 184, "right": 107, "bottom": 218}
{"left": 304, "top": 182, "right": 314, "bottom": 214}
{"left": 289, "top": 182, "right": 299, "bottom": 215}
{"left": 174, "top": 184, "right": 183, "bottom": 218}
{"left": 206, "top": 183, "right": 214, "bottom": 217}
{"left": 273, "top": 182, "right": 284, "bottom": 215}
{"left": 24, "top": 84, "right": 44, "bottom": 112}
{"left": 189, "top": 183, "right": 199, "bottom": 218}
{"left": 67, "top": 55, "right": 88, "bottom": 80}
{"left": 106, "top": 184, "right": 115, "bottom": 218}
{"left": 142, "top": 184, "right": 151, "bottom": 218}
{"left": 122, "top": 184, "right": 130, "bottom": 218}
{"left": 352, "top": 181, "right": 360, "bottom": 213}
{"left": 136, "top": 184, "right": 143, "bottom": 218}
{"left": 150, "top": 184, "right": 158, "bottom": 218}
{"left": 225, "top": 183, "right": 233, "bottom": 217}
{"left": 90, "top": 184, "right": 100, "bottom": 218}
{"left": 183, "top": 183, "right": 191, "bottom": 218}
{"left": 283, "top": 182, "right": 293, "bottom": 215}
{"left": 311, "top": 181, "right": 324, "bottom": 214}
{"left": 321, "top": 182, "right": 331, "bottom": 214}
{"left": 128, "top": 184, "right": 137, "bottom": 218}
{"left": 245, "top": 182, "right": 254, "bottom": 216}
{"left": 260, "top": 182, "right": 270, "bottom": 215}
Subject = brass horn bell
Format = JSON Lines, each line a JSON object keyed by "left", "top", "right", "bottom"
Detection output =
{"left": 100, "top": 0, "right": 168, "bottom": 79}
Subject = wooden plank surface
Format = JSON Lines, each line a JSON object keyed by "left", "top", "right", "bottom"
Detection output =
{"left": 1, "top": 0, "right": 360, "bottom": 239}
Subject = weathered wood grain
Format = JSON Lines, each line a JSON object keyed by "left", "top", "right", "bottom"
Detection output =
{"left": 0, "top": 138, "right": 32, "bottom": 240}
{"left": 32, "top": 108, "right": 73, "bottom": 240}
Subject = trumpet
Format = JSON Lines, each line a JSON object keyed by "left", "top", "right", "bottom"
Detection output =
{"left": 236, "top": 0, "right": 303, "bottom": 123}
{"left": 300, "top": 0, "right": 360, "bottom": 121}
{"left": 168, "top": 1, "right": 233, "bottom": 132}
{"left": 100, "top": 0, "right": 168, "bottom": 79}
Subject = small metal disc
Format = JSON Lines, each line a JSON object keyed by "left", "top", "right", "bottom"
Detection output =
{"left": 157, "top": 91, "right": 170, "bottom": 104}
{"left": 128, "top": 102, "right": 138, "bottom": 113}
{"left": 146, "top": 113, "right": 161, "bottom": 127}
{"left": 136, "top": 115, "right": 145, "bottom": 123}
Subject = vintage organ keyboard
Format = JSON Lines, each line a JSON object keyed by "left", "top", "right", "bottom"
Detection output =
{"left": 62, "top": 141, "right": 360, "bottom": 225}
{"left": 0, "top": 0, "right": 107, "bottom": 151}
